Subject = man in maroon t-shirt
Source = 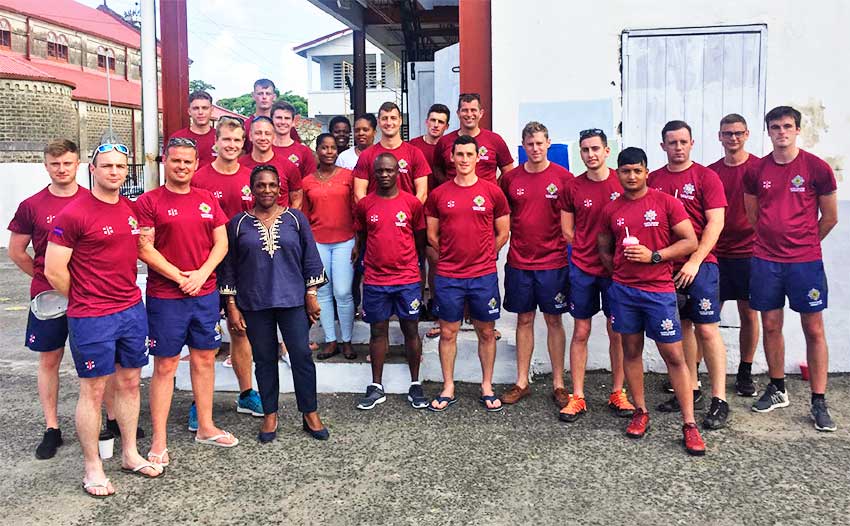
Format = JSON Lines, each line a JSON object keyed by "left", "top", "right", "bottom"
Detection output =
{"left": 743, "top": 106, "right": 839, "bottom": 431}
{"left": 424, "top": 135, "right": 510, "bottom": 413}
{"left": 707, "top": 113, "right": 761, "bottom": 398}
{"left": 598, "top": 147, "right": 705, "bottom": 455}
{"left": 433, "top": 93, "right": 515, "bottom": 184}
{"left": 243, "top": 78, "right": 301, "bottom": 154}
{"left": 648, "top": 120, "right": 729, "bottom": 430}
{"left": 239, "top": 116, "right": 301, "bottom": 208}
{"left": 353, "top": 102, "right": 430, "bottom": 203}
{"left": 8, "top": 139, "right": 87, "bottom": 460}
{"left": 559, "top": 128, "right": 635, "bottom": 422}
{"left": 167, "top": 90, "right": 217, "bottom": 167}
{"left": 353, "top": 154, "right": 428, "bottom": 411}
{"left": 46, "top": 143, "right": 163, "bottom": 496}
{"left": 138, "top": 138, "right": 237, "bottom": 464}
{"left": 271, "top": 101, "right": 317, "bottom": 181}
{"left": 498, "top": 122, "right": 572, "bottom": 411}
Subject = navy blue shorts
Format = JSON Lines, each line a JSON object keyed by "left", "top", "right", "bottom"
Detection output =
{"left": 503, "top": 264, "right": 569, "bottom": 315}
{"left": 25, "top": 311, "right": 68, "bottom": 352}
{"left": 749, "top": 258, "right": 828, "bottom": 313}
{"left": 433, "top": 272, "right": 500, "bottom": 323}
{"left": 362, "top": 283, "right": 422, "bottom": 322}
{"left": 147, "top": 292, "right": 222, "bottom": 357}
{"left": 718, "top": 257, "right": 752, "bottom": 302}
{"left": 68, "top": 301, "right": 149, "bottom": 378}
{"left": 677, "top": 262, "right": 721, "bottom": 324}
{"left": 610, "top": 282, "right": 682, "bottom": 343}
{"left": 568, "top": 263, "right": 613, "bottom": 319}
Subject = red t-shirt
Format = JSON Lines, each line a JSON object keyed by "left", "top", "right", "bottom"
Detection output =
{"left": 8, "top": 186, "right": 89, "bottom": 298}
{"left": 648, "top": 163, "right": 727, "bottom": 266}
{"left": 500, "top": 162, "right": 573, "bottom": 270}
{"left": 244, "top": 115, "right": 301, "bottom": 153}
{"left": 743, "top": 149, "right": 837, "bottom": 263}
{"left": 354, "top": 192, "right": 425, "bottom": 286}
{"left": 424, "top": 178, "right": 510, "bottom": 279}
{"left": 272, "top": 142, "right": 317, "bottom": 181}
{"left": 600, "top": 189, "right": 690, "bottom": 293}
{"left": 352, "top": 141, "right": 431, "bottom": 196}
{"left": 238, "top": 153, "right": 299, "bottom": 207}
{"left": 434, "top": 129, "right": 514, "bottom": 184}
{"left": 302, "top": 168, "right": 356, "bottom": 244}
{"left": 49, "top": 193, "right": 142, "bottom": 317}
{"left": 191, "top": 163, "right": 254, "bottom": 219}
{"left": 168, "top": 127, "right": 217, "bottom": 167}
{"left": 409, "top": 136, "right": 441, "bottom": 189}
{"left": 708, "top": 154, "right": 760, "bottom": 258}
{"left": 560, "top": 169, "right": 624, "bottom": 277}
{"left": 135, "top": 186, "right": 228, "bottom": 299}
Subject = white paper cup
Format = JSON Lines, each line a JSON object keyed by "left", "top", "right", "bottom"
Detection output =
{"left": 98, "top": 437, "right": 114, "bottom": 459}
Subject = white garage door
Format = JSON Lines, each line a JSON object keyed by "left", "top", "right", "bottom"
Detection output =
{"left": 621, "top": 25, "right": 767, "bottom": 170}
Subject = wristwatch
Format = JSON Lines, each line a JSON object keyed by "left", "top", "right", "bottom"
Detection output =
{"left": 650, "top": 251, "right": 663, "bottom": 264}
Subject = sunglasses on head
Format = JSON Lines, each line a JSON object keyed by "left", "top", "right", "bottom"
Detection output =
{"left": 167, "top": 137, "right": 197, "bottom": 148}
{"left": 95, "top": 143, "right": 130, "bottom": 155}
{"left": 218, "top": 115, "right": 245, "bottom": 125}
{"left": 579, "top": 128, "right": 605, "bottom": 140}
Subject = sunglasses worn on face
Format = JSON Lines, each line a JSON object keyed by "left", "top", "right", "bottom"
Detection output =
{"left": 720, "top": 131, "right": 747, "bottom": 138}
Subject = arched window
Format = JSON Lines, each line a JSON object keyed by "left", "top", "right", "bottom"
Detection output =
{"left": 97, "top": 45, "right": 115, "bottom": 71}
{"left": 0, "top": 19, "right": 11, "bottom": 50}
{"left": 48, "top": 32, "right": 69, "bottom": 61}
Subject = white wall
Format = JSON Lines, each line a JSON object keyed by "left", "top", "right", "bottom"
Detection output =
{"left": 0, "top": 163, "right": 91, "bottom": 248}
{"left": 491, "top": 0, "right": 850, "bottom": 373}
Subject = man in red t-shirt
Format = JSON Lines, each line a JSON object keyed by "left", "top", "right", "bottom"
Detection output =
{"left": 353, "top": 102, "right": 430, "bottom": 203}
{"left": 8, "top": 139, "right": 87, "bottom": 460}
{"left": 433, "top": 93, "right": 515, "bottom": 184}
{"left": 243, "top": 79, "right": 301, "bottom": 153}
{"left": 137, "top": 138, "right": 237, "bottom": 464}
{"left": 498, "top": 122, "right": 572, "bottom": 411}
{"left": 271, "top": 101, "right": 317, "bottom": 181}
{"left": 424, "top": 135, "right": 510, "bottom": 413}
{"left": 599, "top": 147, "right": 705, "bottom": 455}
{"left": 45, "top": 142, "right": 163, "bottom": 496}
{"left": 707, "top": 113, "right": 761, "bottom": 398}
{"left": 167, "top": 90, "right": 217, "bottom": 167}
{"left": 559, "top": 129, "right": 635, "bottom": 422}
{"left": 192, "top": 118, "right": 263, "bottom": 419}
{"left": 239, "top": 116, "right": 301, "bottom": 208}
{"left": 353, "top": 154, "right": 428, "bottom": 411}
{"left": 743, "top": 106, "right": 839, "bottom": 431}
{"left": 410, "top": 103, "right": 451, "bottom": 328}
{"left": 648, "top": 120, "right": 729, "bottom": 430}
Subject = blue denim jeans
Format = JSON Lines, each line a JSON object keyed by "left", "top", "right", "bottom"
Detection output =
{"left": 315, "top": 238, "right": 355, "bottom": 342}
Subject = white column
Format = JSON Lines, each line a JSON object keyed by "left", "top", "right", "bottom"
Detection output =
{"left": 306, "top": 52, "right": 314, "bottom": 93}
{"left": 140, "top": 0, "right": 160, "bottom": 190}
{"left": 375, "top": 50, "right": 382, "bottom": 89}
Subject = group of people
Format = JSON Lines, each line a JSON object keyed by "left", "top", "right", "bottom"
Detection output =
{"left": 8, "top": 72, "right": 837, "bottom": 496}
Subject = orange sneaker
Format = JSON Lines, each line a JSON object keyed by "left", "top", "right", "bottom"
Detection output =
{"left": 626, "top": 409, "right": 650, "bottom": 438}
{"left": 608, "top": 389, "right": 636, "bottom": 418}
{"left": 558, "top": 395, "right": 587, "bottom": 422}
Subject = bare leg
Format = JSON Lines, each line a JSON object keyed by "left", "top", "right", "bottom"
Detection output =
{"left": 543, "top": 313, "right": 566, "bottom": 391}
{"left": 38, "top": 348, "right": 64, "bottom": 429}
{"left": 761, "top": 309, "right": 785, "bottom": 379}
{"left": 621, "top": 333, "right": 646, "bottom": 410}
{"left": 77, "top": 376, "right": 112, "bottom": 495}
{"left": 514, "top": 311, "right": 536, "bottom": 389}
{"left": 657, "top": 342, "right": 696, "bottom": 425}
{"left": 737, "top": 300, "right": 759, "bottom": 364}
{"left": 148, "top": 355, "right": 180, "bottom": 459}
{"left": 228, "top": 329, "right": 254, "bottom": 393}
{"left": 695, "top": 322, "right": 727, "bottom": 399}
{"left": 569, "top": 317, "right": 592, "bottom": 398}
{"left": 681, "top": 320, "right": 699, "bottom": 390}
{"left": 114, "top": 365, "right": 160, "bottom": 476}
{"left": 432, "top": 320, "right": 460, "bottom": 409}
{"left": 607, "top": 318, "right": 626, "bottom": 392}
{"left": 399, "top": 319, "right": 422, "bottom": 382}
{"left": 368, "top": 320, "right": 390, "bottom": 384}
{"left": 190, "top": 349, "right": 234, "bottom": 443}
{"left": 473, "top": 319, "right": 500, "bottom": 410}
{"left": 104, "top": 376, "right": 116, "bottom": 420}
{"left": 801, "top": 312, "right": 828, "bottom": 394}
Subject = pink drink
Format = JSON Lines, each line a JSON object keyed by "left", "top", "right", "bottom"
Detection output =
{"left": 622, "top": 236, "right": 639, "bottom": 247}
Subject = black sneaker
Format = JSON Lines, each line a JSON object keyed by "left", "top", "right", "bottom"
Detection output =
{"left": 703, "top": 397, "right": 730, "bottom": 430}
{"left": 105, "top": 418, "right": 146, "bottom": 439}
{"left": 811, "top": 398, "right": 837, "bottom": 432}
{"left": 751, "top": 384, "right": 789, "bottom": 413}
{"left": 407, "top": 383, "right": 428, "bottom": 409}
{"left": 735, "top": 374, "right": 757, "bottom": 397}
{"left": 35, "top": 428, "right": 63, "bottom": 460}
{"left": 356, "top": 384, "right": 386, "bottom": 410}
{"left": 657, "top": 391, "right": 704, "bottom": 413}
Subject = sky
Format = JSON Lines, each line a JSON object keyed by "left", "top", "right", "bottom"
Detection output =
{"left": 80, "top": 0, "right": 345, "bottom": 100}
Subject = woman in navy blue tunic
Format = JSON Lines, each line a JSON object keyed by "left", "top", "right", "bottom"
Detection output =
{"left": 219, "top": 165, "right": 329, "bottom": 442}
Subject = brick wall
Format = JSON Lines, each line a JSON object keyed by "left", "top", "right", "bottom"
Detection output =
{"left": 0, "top": 79, "right": 78, "bottom": 162}
{"left": 84, "top": 103, "right": 134, "bottom": 162}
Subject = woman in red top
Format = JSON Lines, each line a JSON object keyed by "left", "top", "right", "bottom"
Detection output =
{"left": 302, "top": 133, "right": 357, "bottom": 360}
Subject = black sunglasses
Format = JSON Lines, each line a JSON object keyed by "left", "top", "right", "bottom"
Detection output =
{"left": 579, "top": 128, "right": 605, "bottom": 140}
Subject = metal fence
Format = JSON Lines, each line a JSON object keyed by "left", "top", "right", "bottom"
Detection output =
{"left": 88, "top": 164, "right": 145, "bottom": 199}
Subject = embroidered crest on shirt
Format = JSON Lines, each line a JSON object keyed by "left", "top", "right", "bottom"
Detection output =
{"left": 447, "top": 200, "right": 456, "bottom": 208}
{"left": 681, "top": 183, "right": 696, "bottom": 200}
{"left": 762, "top": 180, "right": 772, "bottom": 189}
{"left": 616, "top": 218, "right": 625, "bottom": 227}
{"left": 168, "top": 208, "right": 178, "bottom": 216}
{"left": 472, "top": 195, "right": 486, "bottom": 211}
{"left": 241, "top": 185, "right": 252, "bottom": 201}
{"left": 199, "top": 202, "right": 213, "bottom": 219}
{"left": 790, "top": 175, "right": 805, "bottom": 192}
{"left": 128, "top": 216, "right": 140, "bottom": 234}
{"left": 515, "top": 188, "right": 525, "bottom": 196}
{"left": 478, "top": 146, "right": 490, "bottom": 160}
{"left": 583, "top": 199, "right": 593, "bottom": 208}
{"left": 395, "top": 211, "right": 408, "bottom": 226}
{"left": 643, "top": 209, "right": 659, "bottom": 227}
{"left": 545, "top": 183, "right": 558, "bottom": 198}
{"left": 398, "top": 159, "right": 409, "bottom": 173}
{"left": 288, "top": 154, "right": 300, "bottom": 165}
{"left": 46, "top": 215, "right": 55, "bottom": 224}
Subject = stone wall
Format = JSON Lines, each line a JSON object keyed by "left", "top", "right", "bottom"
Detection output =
{"left": 0, "top": 79, "right": 78, "bottom": 162}
{"left": 83, "top": 102, "right": 135, "bottom": 162}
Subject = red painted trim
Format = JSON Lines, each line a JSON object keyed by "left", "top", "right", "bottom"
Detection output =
{"left": 159, "top": 0, "right": 190, "bottom": 142}
{"left": 458, "top": 0, "right": 492, "bottom": 129}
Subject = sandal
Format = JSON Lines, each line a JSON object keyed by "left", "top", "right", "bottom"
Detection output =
{"left": 121, "top": 462, "right": 165, "bottom": 479}
{"left": 195, "top": 431, "right": 239, "bottom": 448}
{"left": 479, "top": 394, "right": 504, "bottom": 413}
{"left": 425, "top": 325, "right": 441, "bottom": 339}
{"left": 316, "top": 344, "right": 340, "bottom": 360}
{"left": 428, "top": 395, "right": 458, "bottom": 412}
{"left": 309, "top": 341, "right": 320, "bottom": 352}
{"left": 147, "top": 448, "right": 169, "bottom": 467}
{"left": 82, "top": 478, "right": 114, "bottom": 499}
{"left": 341, "top": 343, "right": 357, "bottom": 360}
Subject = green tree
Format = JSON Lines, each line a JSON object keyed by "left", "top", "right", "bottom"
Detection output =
{"left": 189, "top": 80, "right": 216, "bottom": 93}
{"left": 217, "top": 90, "right": 308, "bottom": 117}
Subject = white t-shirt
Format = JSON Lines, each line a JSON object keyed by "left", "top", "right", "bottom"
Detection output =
{"left": 336, "top": 147, "right": 361, "bottom": 170}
